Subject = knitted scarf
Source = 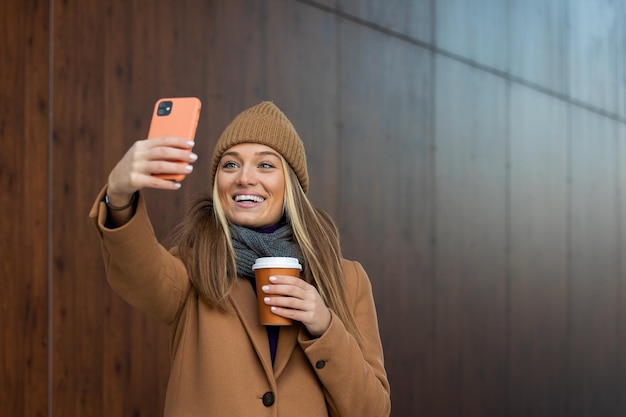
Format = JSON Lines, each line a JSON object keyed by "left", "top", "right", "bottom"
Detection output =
{"left": 230, "top": 223, "right": 303, "bottom": 280}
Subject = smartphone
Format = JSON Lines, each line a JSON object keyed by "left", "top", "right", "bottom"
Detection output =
{"left": 147, "top": 97, "right": 202, "bottom": 181}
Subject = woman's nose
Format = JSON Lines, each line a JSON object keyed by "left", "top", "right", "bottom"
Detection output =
{"left": 236, "top": 166, "right": 257, "bottom": 185}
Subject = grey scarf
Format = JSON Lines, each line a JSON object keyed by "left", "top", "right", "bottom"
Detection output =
{"left": 230, "top": 223, "right": 303, "bottom": 280}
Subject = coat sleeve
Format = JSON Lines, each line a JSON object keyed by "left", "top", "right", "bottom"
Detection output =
{"left": 89, "top": 186, "right": 190, "bottom": 324}
{"left": 297, "top": 260, "right": 391, "bottom": 417}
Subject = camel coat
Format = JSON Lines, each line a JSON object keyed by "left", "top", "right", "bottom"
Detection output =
{"left": 90, "top": 189, "right": 391, "bottom": 417}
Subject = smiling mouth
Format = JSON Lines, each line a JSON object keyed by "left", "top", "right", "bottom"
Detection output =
{"left": 234, "top": 194, "right": 265, "bottom": 203}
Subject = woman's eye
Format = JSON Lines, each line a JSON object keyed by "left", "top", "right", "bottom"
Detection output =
{"left": 259, "top": 162, "right": 275, "bottom": 169}
{"left": 222, "top": 161, "right": 238, "bottom": 169}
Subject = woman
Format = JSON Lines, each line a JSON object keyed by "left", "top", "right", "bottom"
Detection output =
{"left": 90, "top": 101, "right": 391, "bottom": 416}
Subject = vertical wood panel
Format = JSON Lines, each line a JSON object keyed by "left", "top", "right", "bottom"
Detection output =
{"left": 434, "top": 56, "right": 508, "bottom": 417}
{"left": 338, "top": 20, "right": 434, "bottom": 417}
{"left": 3, "top": 1, "right": 626, "bottom": 416}
{"left": 97, "top": 5, "right": 134, "bottom": 414}
{"left": 264, "top": 0, "right": 340, "bottom": 216}
{"left": 52, "top": 0, "right": 114, "bottom": 413}
{"left": 0, "top": 1, "right": 50, "bottom": 416}
{"left": 569, "top": 109, "right": 621, "bottom": 417}
{"left": 52, "top": 0, "right": 213, "bottom": 415}
{"left": 202, "top": 0, "right": 268, "bottom": 193}
{"left": 98, "top": 3, "right": 177, "bottom": 415}
{"left": 125, "top": 0, "right": 213, "bottom": 233}
{"left": 509, "top": 85, "right": 568, "bottom": 417}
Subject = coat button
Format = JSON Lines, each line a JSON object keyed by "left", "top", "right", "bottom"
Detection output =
{"left": 262, "top": 391, "right": 275, "bottom": 407}
{"left": 315, "top": 360, "right": 326, "bottom": 369}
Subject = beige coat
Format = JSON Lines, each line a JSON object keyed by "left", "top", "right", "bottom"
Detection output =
{"left": 90, "top": 189, "right": 391, "bottom": 417}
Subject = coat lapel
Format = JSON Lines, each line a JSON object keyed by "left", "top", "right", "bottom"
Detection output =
{"left": 273, "top": 324, "right": 298, "bottom": 378}
{"left": 229, "top": 279, "right": 300, "bottom": 380}
{"left": 229, "top": 279, "right": 274, "bottom": 376}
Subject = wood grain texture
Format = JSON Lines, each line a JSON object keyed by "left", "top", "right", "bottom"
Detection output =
{"left": 0, "top": 0, "right": 50, "bottom": 416}
{"left": 50, "top": 0, "right": 212, "bottom": 415}
{"left": 52, "top": 0, "right": 129, "bottom": 413}
{"left": 2, "top": 0, "right": 626, "bottom": 416}
{"left": 265, "top": 0, "right": 341, "bottom": 217}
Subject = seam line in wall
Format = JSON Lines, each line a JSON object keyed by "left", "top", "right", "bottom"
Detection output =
{"left": 295, "top": 0, "right": 626, "bottom": 125}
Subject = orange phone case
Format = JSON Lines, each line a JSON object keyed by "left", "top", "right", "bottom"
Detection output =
{"left": 147, "top": 97, "right": 201, "bottom": 181}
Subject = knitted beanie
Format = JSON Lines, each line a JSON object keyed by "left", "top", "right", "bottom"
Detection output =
{"left": 211, "top": 101, "right": 308, "bottom": 193}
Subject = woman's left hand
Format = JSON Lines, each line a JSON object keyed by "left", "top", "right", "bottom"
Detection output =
{"left": 262, "top": 275, "right": 331, "bottom": 337}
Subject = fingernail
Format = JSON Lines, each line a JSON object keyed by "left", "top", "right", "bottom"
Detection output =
{"left": 186, "top": 141, "right": 195, "bottom": 147}
{"left": 262, "top": 285, "right": 270, "bottom": 292}
{"left": 185, "top": 165, "right": 193, "bottom": 172}
{"left": 264, "top": 297, "right": 270, "bottom": 303}
{"left": 189, "top": 152, "right": 198, "bottom": 161}
{"left": 269, "top": 276, "right": 277, "bottom": 282}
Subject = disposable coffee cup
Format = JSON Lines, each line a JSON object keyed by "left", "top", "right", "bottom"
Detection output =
{"left": 252, "top": 257, "right": 302, "bottom": 326}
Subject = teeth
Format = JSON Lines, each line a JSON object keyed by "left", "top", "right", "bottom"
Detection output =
{"left": 234, "top": 194, "right": 265, "bottom": 203}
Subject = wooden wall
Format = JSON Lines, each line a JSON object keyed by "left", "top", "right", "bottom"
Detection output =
{"left": 2, "top": 0, "right": 625, "bottom": 416}
{"left": 1, "top": 1, "right": 50, "bottom": 415}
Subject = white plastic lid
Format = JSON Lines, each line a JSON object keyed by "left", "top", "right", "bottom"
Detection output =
{"left": 252, "top": 257, "right": 302, "bottom": 270}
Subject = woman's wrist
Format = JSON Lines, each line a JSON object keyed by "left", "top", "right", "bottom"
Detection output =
{"left": 104, "top": 191, "right": 137, "bottom": 211}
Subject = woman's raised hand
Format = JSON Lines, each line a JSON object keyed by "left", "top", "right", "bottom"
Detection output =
{"left": 107, "top": 136, "right": 197, "bottom": 200}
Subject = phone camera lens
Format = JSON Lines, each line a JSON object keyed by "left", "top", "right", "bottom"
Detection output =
{"left": 157, "top": 101, "right": 173, "bottom": 116}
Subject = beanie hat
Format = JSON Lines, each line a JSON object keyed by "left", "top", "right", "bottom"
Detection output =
{"left": 211, "top": 101, "right": 309, "bottom": 193}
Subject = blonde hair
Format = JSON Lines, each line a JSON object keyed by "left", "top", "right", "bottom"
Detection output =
{"left": 173, "top": 156, "right": 362, "bottom": 341}
{"left": 281, "top": 160, "right": 362, "bottom": 341}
